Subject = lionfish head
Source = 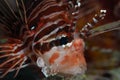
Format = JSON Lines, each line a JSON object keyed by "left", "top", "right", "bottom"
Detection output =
{"left": 0, "top": 0, "right": 110, "bottom": 78}
{"left": 35, "top": 36, "right": 86, "bottom": 77}
{"left": 26, "top": 0, "right": 106, "bottom": 77}
{"left": 30, "top": 0, "right": 86, "bottom": 77}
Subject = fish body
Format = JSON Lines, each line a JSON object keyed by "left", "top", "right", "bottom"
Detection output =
{"left": 0, "top": 0, "right": 108, "bottom": 78}
{"left": 0, "top": 0, "right": 87, "bottom": 78}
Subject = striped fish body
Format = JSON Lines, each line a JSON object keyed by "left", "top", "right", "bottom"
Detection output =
{"left": 28, "top": 0, "right": 87, "bottom": 77}
{"left": 0, "top": 0, "right": 86, "bottom": 78}
{"left": 0, "top": 0, "right": 111, "bottom": 78}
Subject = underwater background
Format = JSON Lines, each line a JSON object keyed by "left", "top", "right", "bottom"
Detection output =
{"left": 0, "top": 0, "right": 120, "bottom": 80}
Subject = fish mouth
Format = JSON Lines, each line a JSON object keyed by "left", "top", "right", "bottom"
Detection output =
{"left": 53, "top": 64, "right": 87, "bottom": 76}
{"left": 40, "top": 63, "right": 87, "bottom": 78}
{"left": 37, "top": 38, "right": 87, "bottom": 77}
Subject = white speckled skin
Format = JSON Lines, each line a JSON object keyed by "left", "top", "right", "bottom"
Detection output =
{"left": 38, "top": 38, "right": 86, "bottom": 77}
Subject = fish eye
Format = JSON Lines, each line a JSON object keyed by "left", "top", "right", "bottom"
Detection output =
{"left": 59, "top": 36, "right": 69, "bottom": 45}
{"left": 49, "top": 36, "right": 69, "bottom": 48}
{"left": 30, "top": 26, "right": 36, "bottom": 30}
{"left": 29, "top": 24, "right": 37, "bottom": 30}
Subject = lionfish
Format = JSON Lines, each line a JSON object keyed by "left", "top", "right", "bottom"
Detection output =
{"left": 0, "top": 0, "right": 120, "bottom": 78}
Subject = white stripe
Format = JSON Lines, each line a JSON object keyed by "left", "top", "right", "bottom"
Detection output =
{"left": 29, "top": 0, "right": 56, "bottom": 19}
{"left": 33, "top": 22, "right": 71, "bottom": 44}
{"left": 38, "top": 24, "right": 67, "bottom": 43}
{"left": 29, "top": 1, "right": 57, "bottom": 21}
{"left": 93, "top": 17, "right": 98, "bottom": 23}
{"left": 40, "top": 1, "right": 56, "bottom": 11}
{"left": 30, "top": 4, "right": 58, "bottom": 22}
{"left": 33, "top": 19, "right": 63, "bottom": 42}
{"left": 42, "top": 11, "right": 64, "bottom": 19}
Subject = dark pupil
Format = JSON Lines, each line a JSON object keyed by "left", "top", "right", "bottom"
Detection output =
{"left": 38, "top": 36, "right": 73, "bottom": 53}
{"left": 30, "top": 25, "right": 36, "bottom": 30}
{"left": 60, "top": 37, "right": 68, "bottom": 45}
{"left": 49, "top": 36, "right": 69, "bottom": 47}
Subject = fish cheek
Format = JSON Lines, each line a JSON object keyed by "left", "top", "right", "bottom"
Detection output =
{"left": 59, "top": 39, "right": 86, "bottom": 69}
{"left": 60, "top": 53, "right": 79, "bottom": 68}
{"left": 48, "top": 52, "right": 60, "bottom": 64}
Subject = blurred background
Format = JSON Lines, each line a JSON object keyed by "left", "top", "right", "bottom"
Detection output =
{"left": 0, "top": 0, "right": 120, "bottom": 80}
{"left": 78, "top": 0, "right": 120, "bottom": 80}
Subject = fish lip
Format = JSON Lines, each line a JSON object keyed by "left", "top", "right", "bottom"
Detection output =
{"left": 40, "top": 38, "right": 86, "bottom": 77}
{"left": 40, "top": 61, "right": 87, "bottom": 77}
